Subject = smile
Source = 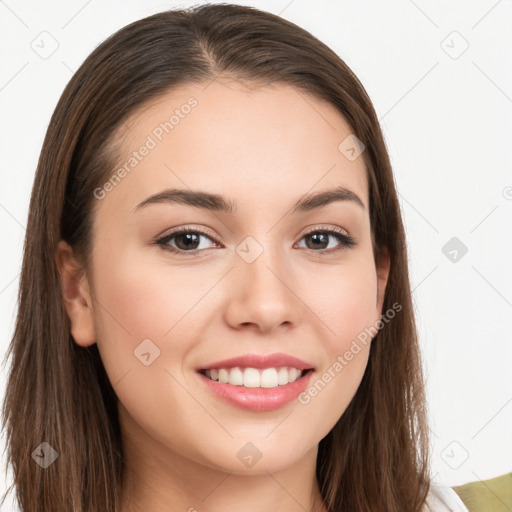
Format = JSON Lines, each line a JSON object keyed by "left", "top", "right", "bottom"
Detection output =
{"left": 197, "top": 368, "right": 314, "bottom": 412}
{"left": 201, "top": 366, "right": 307, "bottom": 388}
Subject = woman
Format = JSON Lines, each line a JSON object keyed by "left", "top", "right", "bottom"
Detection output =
{"left": 1, "top": 3, "right": 492, "bottom": 511}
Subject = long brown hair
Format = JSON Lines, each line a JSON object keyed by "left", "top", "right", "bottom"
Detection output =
{"left": 2, "top": 4, "right": 430, "bottom": 511}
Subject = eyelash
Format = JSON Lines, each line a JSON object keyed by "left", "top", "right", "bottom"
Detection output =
{"left": 155, "top": 224, "right": 356, "bottom": 256}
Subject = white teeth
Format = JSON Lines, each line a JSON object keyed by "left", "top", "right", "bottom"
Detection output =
{"left": 228, "top": 367, "right": 244, "bottom": 386}
{"left": 260, "top": 368, "right": 278, "bottom": 388}
{"left": 204, "top": 366, "right": 305, "bottom": 388}
{"left": 243, "top": 368, "right": 260, "bottom": 387}
{"left": 278, "top": 367, "right": 289, "bottom": 385}
{"left": 218, "top": 369, "right": 229, "bottom": 383}
{"left": 288, "top": 368, "right": 300, "bottom": 383}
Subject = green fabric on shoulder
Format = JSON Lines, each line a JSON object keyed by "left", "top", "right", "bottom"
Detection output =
{"left": 453, "top": 472, "right": 512, "bottom": 512}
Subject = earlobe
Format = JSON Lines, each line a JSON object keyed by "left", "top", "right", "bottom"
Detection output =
{"left": 55, "top": 240, "right": 97, "bottom": 347}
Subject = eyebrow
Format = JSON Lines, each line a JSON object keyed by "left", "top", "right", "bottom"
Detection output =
{"left": 132, "top": 185, "right": 366, "bottom": 214}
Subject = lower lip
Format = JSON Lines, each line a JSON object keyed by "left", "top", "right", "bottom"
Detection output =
{"left": 198, "top": 370, "right": 314, "bottom": 412}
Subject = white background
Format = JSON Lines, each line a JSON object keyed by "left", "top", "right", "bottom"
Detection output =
{"left": 1, "top": 0, "right": 511, "bottom": 510}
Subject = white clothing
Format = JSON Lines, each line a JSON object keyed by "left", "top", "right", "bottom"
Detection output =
{"left": 425, "top": 483, "right": 469, "bottom": 511}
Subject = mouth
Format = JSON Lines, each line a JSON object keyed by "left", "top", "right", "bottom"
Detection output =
{"left": 195, "top": 352, "right": 316, "bottom": 411}
{"left": 198, "top": 366, "right": 314, "bottom": 388}
{"left": 196, "top": 366, "right": 315, "bottom": 412}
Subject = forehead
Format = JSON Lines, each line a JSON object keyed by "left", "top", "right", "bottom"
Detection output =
{"left": 105, "top": 79, "right": 369, "bottom": 215}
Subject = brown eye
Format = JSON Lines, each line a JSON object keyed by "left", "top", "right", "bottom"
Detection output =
{"left": 171, "top": 232, "right": 201, "bottom": 251}
{"left": 156, "top": 228, "right": 220, "bottom": 254}
{"left": 296, "top": 227, "right": 356, "bottom": 253}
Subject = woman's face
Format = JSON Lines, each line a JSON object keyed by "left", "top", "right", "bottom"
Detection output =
{"left": 64, "top": 79, "right": 389, "bottom": 474}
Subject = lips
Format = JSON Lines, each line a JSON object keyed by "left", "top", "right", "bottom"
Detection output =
{"left": 197, "top": 366, "right": 315, "bottom": 412}
{"left": 196, "top": 352, "right": 315, "bottom": 372}
{"left": 196, "top": 352, "right": 316, "bottom": 411}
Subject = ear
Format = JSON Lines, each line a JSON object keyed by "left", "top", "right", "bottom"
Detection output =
{"left": 375, "top": 246, "right": 391, "bottom": 316}
{"left": 55, "top": 240, "right": 97, "bottom": 347}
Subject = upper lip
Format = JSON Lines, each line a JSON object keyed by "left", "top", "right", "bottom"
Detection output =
{"left": 197, "top": 352, "right": 315, "bottom": 371}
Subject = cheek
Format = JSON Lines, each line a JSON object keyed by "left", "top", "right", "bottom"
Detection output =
{"left": 292, "top": 258, "right": 377, "bottom": 432}
{"left": 89, "top": 247, "right": 204, "bottom": 386}
{"left": 92, "top": 241, "right": 213, "bottom": 335}
{"left": 297, "top": 341, "right": 371, "bottom": 444}
{"left": 90, "top": 249, "right": 213, "bottom": 448}
{"left": 307, "top": 257, "right": 379, "bottom": 351}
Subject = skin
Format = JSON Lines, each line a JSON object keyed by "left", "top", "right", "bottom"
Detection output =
{"left": 56, "top": 78, "right": 390, "bottom": 512}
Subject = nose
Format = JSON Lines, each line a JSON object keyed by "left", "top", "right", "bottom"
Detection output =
{"left": 223, "top": 243, "right": 302, "bottom": 334}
